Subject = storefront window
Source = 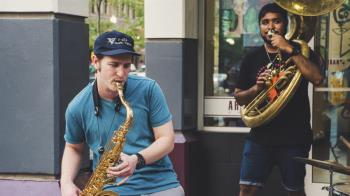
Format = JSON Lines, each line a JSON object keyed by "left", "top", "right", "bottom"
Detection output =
{"left": 204, "top": 0, "right": 272, "bottom": 128}
{"left": 312, "top": 1, "right": 350, "bottom": 184}
{"left": 203, "top": 0, "right": 350, "bottom": 185}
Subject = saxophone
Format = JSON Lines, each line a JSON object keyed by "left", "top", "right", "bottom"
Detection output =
{"left": 81, "top": 82, "right": 133, "bottom": 196}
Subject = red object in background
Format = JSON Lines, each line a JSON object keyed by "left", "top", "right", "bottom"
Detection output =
{"left": 168, "top": 132, "right": 197, "bottom": 195}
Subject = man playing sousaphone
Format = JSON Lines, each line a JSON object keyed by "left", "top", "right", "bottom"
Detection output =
{"left": 234, "top": 3, "right": 324, "bottom": 196}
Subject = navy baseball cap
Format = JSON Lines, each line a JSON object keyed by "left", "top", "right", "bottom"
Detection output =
{"left": 93, "top": 30, "right": 140, "bottom": 56}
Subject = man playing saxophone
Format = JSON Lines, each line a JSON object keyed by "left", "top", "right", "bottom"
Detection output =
{"left": 60, "top": 30, "right": 184, "bottom": 196}
{"left": 234, "top": 3, "right": 324, "bottom": 196}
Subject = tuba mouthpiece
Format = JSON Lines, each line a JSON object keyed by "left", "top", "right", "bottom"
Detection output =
{"left": 268, "top": 29, "right": 276, "bottom": 38}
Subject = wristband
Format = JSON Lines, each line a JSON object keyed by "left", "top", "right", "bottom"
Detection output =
{"left": 135, "top": 153, "right": 146, "bottom": 169}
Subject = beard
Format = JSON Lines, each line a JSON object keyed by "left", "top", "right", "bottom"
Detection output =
{"left": 262, "top": 36, "right": 272, "bottom": 45}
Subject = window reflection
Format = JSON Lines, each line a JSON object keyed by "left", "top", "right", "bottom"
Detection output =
{"left": 203, "top": 0, "right": 350, "bottom": 185}
{"left": 204, "top": 0, "right": 272, "bottom": 127}
{"left": 312, "top": 1, "right": 350, "bottom": 183}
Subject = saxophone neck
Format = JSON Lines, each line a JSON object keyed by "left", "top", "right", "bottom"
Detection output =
{"left": 116, "top": 82, "right": 134, "bottom": 128}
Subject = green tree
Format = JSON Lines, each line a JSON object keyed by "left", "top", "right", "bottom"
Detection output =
{"left": 88, "top": 0, "right": 144, "bottom": 54}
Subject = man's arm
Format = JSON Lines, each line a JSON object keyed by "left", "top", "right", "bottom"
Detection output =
{"left": 271, "top": 35, "right": 324, "bottom": 86}
{"left": 234, "top": 69, "right": 271, "bottom": 106}
{"left": 234, "top": 86, "right": 259, "bottom": 106}
{"left": 107, "top": 120, "right": 175, "bottom": 178}
{"left": 139, "top": 120, "right": 175, "bottom": 163}
{"left": 290, "top": 52, "right": 324, "bottom": 86}
{"left": 60, "top": 142, "right": 85, "bottom": 196}
{"left": 234, "top": 52, "right": 324, "bottom": 106}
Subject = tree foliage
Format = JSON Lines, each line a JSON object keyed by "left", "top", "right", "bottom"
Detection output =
{"left": 88, "top": 0, "right": 144, "bottom": 54}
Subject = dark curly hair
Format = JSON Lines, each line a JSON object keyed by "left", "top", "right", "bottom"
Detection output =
{"left": 258, "top": 3, "right": 288, "bottom": 29}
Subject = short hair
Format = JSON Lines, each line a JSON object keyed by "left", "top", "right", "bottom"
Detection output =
{"left": 258, "top": 3, "right": 288, "bottom": 26}
{"left": 95, "top": 54, "right": 104, "bottom": 60}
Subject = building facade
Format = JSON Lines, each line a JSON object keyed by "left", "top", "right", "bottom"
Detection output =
{"left": 0, "top": 0, "right": 349, "bottom": 195}
{"left": 0, "top": 0, "right": 89, "bottom": 195}
{"left": 145, "top": 0, "right": 350, "bottom": 195}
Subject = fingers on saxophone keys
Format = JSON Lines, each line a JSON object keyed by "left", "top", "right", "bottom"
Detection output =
{"left": 118, "top": 165, "right": 134, "bottom": 177}
{"left": 116, "top": 159, "right": 123, "bottom": 165}
{"left": 107, "top": 167, "right": 116, "bottom": 177}
{"left": 107, "top": 163, "right": 133, "bottom": 177}
{"left": 107, "top": 165, "right": 122, "bottom": 177}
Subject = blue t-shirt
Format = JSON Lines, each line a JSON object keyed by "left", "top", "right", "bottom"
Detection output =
{"left": 64, "top": 75, "right": 180, "bottom": 195}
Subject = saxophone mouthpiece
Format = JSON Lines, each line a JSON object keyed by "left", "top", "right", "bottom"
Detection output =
{"left": 116, "top": 81, "right": 123, "bottom": 90}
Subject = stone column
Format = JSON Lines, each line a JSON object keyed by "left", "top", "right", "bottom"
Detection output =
{"left": 144, "top": 0, "right": 199, "bottom": 194}
{"left": 145, "top": 0, "right": 198, "bottom": 131}
{"left": 0, "top": 0, "right": 89, "bottom": 195}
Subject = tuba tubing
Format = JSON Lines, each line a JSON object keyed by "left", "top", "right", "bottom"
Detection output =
{"left": 240, "top": 0, "right": 345, "bottom": 128}
{"left": 241, "top": 40, "right": 309, "bottom": 128}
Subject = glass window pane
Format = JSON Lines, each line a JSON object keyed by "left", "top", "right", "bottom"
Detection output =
{"left": 312, "top": 1, "right": 350, "bottom": 183}
{"left": 205, "top": 0, "right": 273, "bottom": 97}
{"left": 204, "top": 0, "right": 273, "bottom": 127}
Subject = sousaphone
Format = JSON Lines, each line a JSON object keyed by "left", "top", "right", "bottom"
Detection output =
{"left": 240, "top": 0, "right": 345, "bottom": 128}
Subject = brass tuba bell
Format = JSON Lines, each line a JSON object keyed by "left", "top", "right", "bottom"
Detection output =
{"left": 240, "top": 0, "right": 345, "bottom": 128}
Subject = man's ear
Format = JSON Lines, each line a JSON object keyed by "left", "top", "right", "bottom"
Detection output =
{"left": 91, "top": 54, "right": 101, "bottom": 71}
